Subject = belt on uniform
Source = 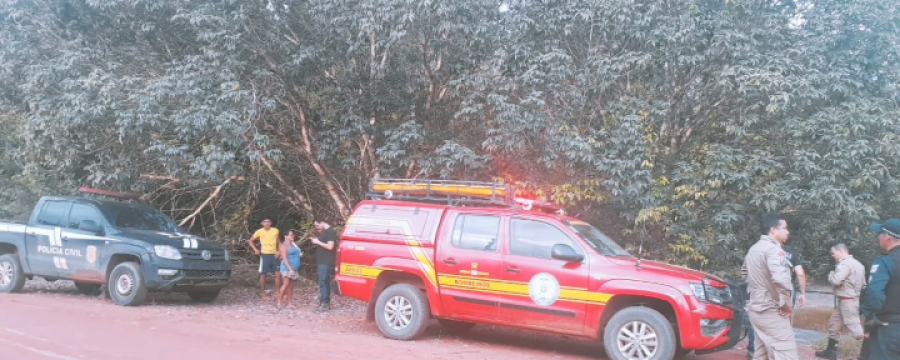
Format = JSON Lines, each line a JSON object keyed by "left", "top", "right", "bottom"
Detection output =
{"left": 838, "top": 296, "right": 856, "bottom": 301}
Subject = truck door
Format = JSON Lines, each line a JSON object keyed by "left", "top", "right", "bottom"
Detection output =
{"left": 24, "top": 200, "right": 72, "bottom": 277}
{"left": 499, "top": 217, "right": 589, "bottom": 335}
{"left": 59, "top": 203, "right": 107, "bottom": 282}
{"left": 434, "top": 212, "right": 504, "bottom": 322}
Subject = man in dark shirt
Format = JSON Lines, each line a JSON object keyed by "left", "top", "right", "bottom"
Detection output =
{"left": 860, "top": 219, "right": 900, "bottom": 360}
{"left": 310, "top": 219, "right": 339, "bottom": 312}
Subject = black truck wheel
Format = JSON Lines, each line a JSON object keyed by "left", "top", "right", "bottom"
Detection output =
{"left": 603, "top": 306, "right": 677, "bottom": 360}
{"left": 374, "top": 283, "right": 431, "bottom": 340}
{"left": 74, "top": 282, "right": 102, "bottom": 296}
{"left": 0, "top": 254, "right": 27, "bottom": 293}
{"left": 187, "top": 290, "right": 221, "bottom": 303}
{"left": 108, "top": 262, "right": 148, "bottom": 306}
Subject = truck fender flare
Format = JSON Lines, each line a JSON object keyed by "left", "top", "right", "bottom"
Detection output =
{"left": 368, "top": 256, "right": 446, "bottom": 317}
{"left": 0, "top": 235, "right": 28, "bottom": 273}
{"left": 595, "top": 279, "right": 689, "bottom": 337}
{"left": 100, "top": 244, "right": 147, "bottom": 276}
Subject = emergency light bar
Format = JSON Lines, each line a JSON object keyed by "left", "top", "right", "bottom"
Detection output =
{"left": 367, "top": 179, "right": 563, "bottom": 213}
{"left": 78, "top": 187, "right": 142, "bottom": 200}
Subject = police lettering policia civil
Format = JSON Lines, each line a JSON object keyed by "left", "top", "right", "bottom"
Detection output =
{"left": 858, "top": 218, "right": 900, "bottom": 360}
{"left": 741, "top": 213, "right": 799, "bottom": 360}
{"left": 247, "top": 219, "right": 282, "bottom": 299}
{"left": 814, "top": 243, "right": 865, "bottom": 360}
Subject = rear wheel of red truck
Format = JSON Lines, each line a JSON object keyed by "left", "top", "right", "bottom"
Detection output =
{"left": 374, "top": 283, "right": 431, "bottom": 340}
{"left": 0, "top": 254, "right": 26, "bottom": 293}
{"left": 603, "top": 306, "right": 676, "bottom": 360}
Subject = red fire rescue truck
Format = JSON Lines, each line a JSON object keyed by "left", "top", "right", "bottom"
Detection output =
{"left": 335, "top": 179, "right": 746, "bottom": 360}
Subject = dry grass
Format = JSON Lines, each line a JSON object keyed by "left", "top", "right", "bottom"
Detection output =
{"left": 793, "top": 307, "right": 833, "bottom": 333}
{"left": 797, "top": 306, "right": 864, "bottom": 358}
{"left": 813, "top": 336, "right": 863, "bottom": 359}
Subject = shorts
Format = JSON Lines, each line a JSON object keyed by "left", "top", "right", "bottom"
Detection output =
{"left": 281, "top": 270, "right": 300, "bottom": 280}
{"left": 259, "top": 254, "right": 279, "bottom": 274}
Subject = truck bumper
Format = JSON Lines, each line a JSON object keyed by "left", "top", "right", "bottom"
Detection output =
{"left": 694, "top": 282, "right": 749, "bottom": 355}
{"left": 142, "top": 254, "right": 232, "bottom": 292}
{"left": 694, "top": 306, "right": 748, "bottom": 355}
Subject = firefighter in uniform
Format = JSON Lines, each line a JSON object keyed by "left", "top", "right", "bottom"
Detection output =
{"left": 815, "top": 243, "right": 865, "bottom": 360}
{"left": 860, "top": 219, "right": 900, "bottom": 360}
{"left": 742, "top": 214, "right": 799, "bottom": 360}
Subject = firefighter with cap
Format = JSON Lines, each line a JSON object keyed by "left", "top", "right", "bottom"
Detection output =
{"left": 815, "top": 243, "right": 866, "bottom": 360}
{"left": 860, "top": 218, "right": 900, "bottom": 360}
{"left": 742, "top": 213, "right": 799, "bottom": 360}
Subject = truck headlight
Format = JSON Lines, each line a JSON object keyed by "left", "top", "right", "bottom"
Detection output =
{"left": 154, "top": 245, "right": 182, "bottom": 260}
{"left": 690, "top": 278, "right": 732, "bottom": 305}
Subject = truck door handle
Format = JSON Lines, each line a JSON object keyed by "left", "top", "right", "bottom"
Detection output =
{"left": 504, "top": 266, "right": 520, "bottom": 273}
{"left": 442, "top": 258, "right": 457, "bottom": 265}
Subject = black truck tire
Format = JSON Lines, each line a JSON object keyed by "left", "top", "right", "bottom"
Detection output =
{"left": 603, "top": 306, "right": 677, "bottom": 360}
{"left": 0, "top": 254, "right": 27, "bottom": 293}
{"left": 74, "top": 282, "right": 102, "bottom": 296}
{"left": 438, "top": 319, "right": 476, "bottom": 334}
{"left": 374, "top": 283, "right": 431, "bottom": 341}
{"left": 108, "top": 262, "right": 148, "bottom": 306}
{"left": 187, "top": 290, "right": 221, "bottom": 303}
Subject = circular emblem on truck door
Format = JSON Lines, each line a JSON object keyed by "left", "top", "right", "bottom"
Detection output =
{"left": 86, "top": 246, "right": 97, "bottom": 264}
{"left": 201, "top": 250, "right": 211, "bottom": 261}
{"left": 528, "top": 272, "right": 560, "bottom": 306}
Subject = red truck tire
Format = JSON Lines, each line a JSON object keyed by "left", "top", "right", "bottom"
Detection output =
{"left": 374, "top": 283, "right": 431, "bottom": 340}
{"left": 603, "top": 306, "right": 677, "bottom": 360}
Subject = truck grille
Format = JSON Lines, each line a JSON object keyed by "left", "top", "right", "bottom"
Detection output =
{"left": 177, "top": 269, "right": 231, "bottom": 285}
{"left": 183, "top": 270, "right": 230, "bottom": 279}
{"left": 181, "top": 249, "right": 226, "bottom": 261}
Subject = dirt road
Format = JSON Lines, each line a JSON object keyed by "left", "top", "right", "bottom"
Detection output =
{"left": 0, "top": 280, "right": 817, "bottom": 360}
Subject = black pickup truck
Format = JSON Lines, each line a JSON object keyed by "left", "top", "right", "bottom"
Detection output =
{"left": 0, "top": 194, "right": 232, "bottom": 306}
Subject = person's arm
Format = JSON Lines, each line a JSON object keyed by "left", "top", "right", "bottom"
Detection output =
{"left": 312, "top": 230, "right": 337, "bottom": 250}
{"left": 861, "top": 257, "right": 892, "bottom": 315}
{"left": 280, "top": 243, "right": 290, "bottom": 267}
{"left": 828, "top": 261, "right": 849, "bottom": 286}
{"left": 795, "top": 265, "right": 807, "bottom": 306}
{"left": 767, "top": 249, "right": 793, "bottom": 315}
{"left": 247, "top": 231, "right": 261, "bottom": 255}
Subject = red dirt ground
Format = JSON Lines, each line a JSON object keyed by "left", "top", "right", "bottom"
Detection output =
{"left": 0, "top": 282, "right": 822, "bottom": 360}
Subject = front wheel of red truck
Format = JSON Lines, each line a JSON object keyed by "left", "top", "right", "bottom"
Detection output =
{"left": 603, "top": 306, "right": 676, "bottom": 360}
{"left": 374, "top": 283, "right": 431, "bottom": 340}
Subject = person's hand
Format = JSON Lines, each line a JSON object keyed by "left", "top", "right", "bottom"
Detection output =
{"left": 311, "top": 238, "right": 320, "bottom": 245}
{"left": 796, "top": 294, "right": 806, "bottom": 307}
{"left": 779, "top": 304, "right": 793, "bottom": 317}
{"left": 289, "top": 270, "right": 296, "bottom": 277}
{"left": 253, "top": 249, "right": 260, "bottom": 256}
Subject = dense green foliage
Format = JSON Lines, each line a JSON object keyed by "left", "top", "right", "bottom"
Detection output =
{"left": 1, "top": 0, "right": 898, "bottom": 276}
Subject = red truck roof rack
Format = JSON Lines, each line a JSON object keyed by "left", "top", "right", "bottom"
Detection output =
{"left": 367, "top": 179, "right": 562, "bottom": 213}
{"left": 78, "top": 187, "right": 142, "bottom": 200}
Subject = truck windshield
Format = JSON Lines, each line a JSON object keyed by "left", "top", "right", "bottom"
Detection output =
{"left": 565, "top": 221, "right": 632, "bottom": 257}
{"left": 101, "top": 204, "right": 182, "bottom": 233}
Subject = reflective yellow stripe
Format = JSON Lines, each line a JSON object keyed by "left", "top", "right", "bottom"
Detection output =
{"left": 439, "top": 274, "right": 611, "bottom": 305}
{"left": 340, "top": 264, "right": 387, "bottom": 279}
{"left": 345, "top": 216, "right": 438, "bottom": 288}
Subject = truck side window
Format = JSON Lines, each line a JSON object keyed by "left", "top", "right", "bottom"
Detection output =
{"left": 451, "top": 215, "right": 501, "bottom": 252}
{"left": 37, "top": 201, "right": 72, "bottom": 227}
{"left": 68, "top": 203, "right": 103, "bottom": 230}
{"left": 510, "top": 219, "right": 582, "bottom": 260}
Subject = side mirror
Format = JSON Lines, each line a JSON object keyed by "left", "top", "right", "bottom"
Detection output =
{"left": 551, "top": 244, "right": 584, "bottom": 263}
{"left": 79, "top": 220, "right": 103, "bottom": 235}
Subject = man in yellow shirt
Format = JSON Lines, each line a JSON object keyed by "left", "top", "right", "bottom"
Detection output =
{"left": 248, "top": 219, "right": 281, "bottom": 298}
